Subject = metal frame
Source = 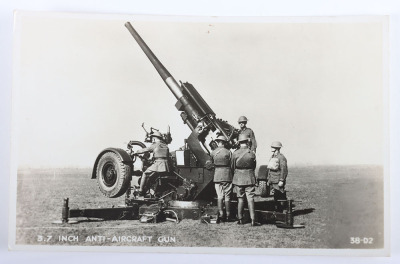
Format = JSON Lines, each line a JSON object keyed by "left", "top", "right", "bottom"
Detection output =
{"left": 53, "top": 197, "right": 304, "bottom": 228}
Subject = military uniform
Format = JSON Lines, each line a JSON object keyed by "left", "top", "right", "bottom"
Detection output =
{"left": 136, "top": 141, "right": 170, "bottom": 172}
{"left": 231, "top": 145, "right": 257, "bottom": 198}
{"left": 238, "top": 127, "right": 257, "bottom": 152}
{"left": 231, "top": 145, "right": 259, "bottom": 225}
{"left": 267, "top": 153, "right": 288, "bottom": 191}
{"left": 210, "top": 146, "right": 233, "bottom": 201}
{"left": 267, "top": 152, "right": 288, "bottom": 211}
{"left": 136, "top": 140, "right": 169, "bottom": 194}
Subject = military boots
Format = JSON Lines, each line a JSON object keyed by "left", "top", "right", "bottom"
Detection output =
{"left": 248, "top": 199, "right": 261, "bottom": 226}
{"left": 217, "top": 199, "right": 225, "bottom": 223}
{"left": 225, "top": 200, "right": 234, "bottom": 222}
{"left": 237, "top": 198, "right": 245, "bottom": 225}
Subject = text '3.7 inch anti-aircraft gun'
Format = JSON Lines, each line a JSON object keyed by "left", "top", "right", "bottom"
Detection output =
{"left": 55, "top": 22, "right": 303, "bottom": 228}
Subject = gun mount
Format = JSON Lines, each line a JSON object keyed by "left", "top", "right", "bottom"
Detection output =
{"left": 56, "top": 22, "right": 303, "bottom": 228}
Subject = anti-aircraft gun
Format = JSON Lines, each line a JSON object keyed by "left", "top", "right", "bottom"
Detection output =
{"left": 55, "top": 22, "right": 303, "bottom": 228}
{"left": 91, "top": 22, "right": 240, "bottom": 203}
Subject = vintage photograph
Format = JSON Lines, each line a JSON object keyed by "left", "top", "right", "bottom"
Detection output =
{"left": 9, "top": 12, "right": 389, "bottom": 255}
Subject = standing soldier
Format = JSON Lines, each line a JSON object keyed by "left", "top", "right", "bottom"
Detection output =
{"left": 135, "top": 131, "right": 169, "bottom": 197}
{"left": 231, "top": 134, "right": 260, "bottom": 226}
{"left": 210, "top": 135, "right": 233, "bottom": 222}
{"left": 267, "top": 141, "right": 288, "bottom": 212}
{"left": 237, "top": 116, "right": 257, "bottom": 152}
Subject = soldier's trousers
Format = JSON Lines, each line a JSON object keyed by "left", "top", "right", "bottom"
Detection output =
{"left": 234, "top": 185, "right": 255, "bottom": 202}
{"left": 235, "top": 185, "right": 256, "bottom": 220}
{"left": 139, "top": 170, "right": 164, "bottom": 192}
{"left": 272, "top": 185, "right": 287, "bottom": 212}
{"left": 215, "top": 182, "right": 233, "bottom": 201}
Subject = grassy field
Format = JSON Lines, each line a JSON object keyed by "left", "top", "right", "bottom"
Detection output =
{"left": 14, "top": 165, "right": 384, "bottom": 249}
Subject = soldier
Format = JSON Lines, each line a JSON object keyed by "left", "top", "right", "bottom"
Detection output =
{"left": 231, "top": 134, "right": 260, "bottom": 226}
{"left": 135, "top": 131, "right": 169, "bottom": 197}
{"left": 237, "top": 116, "right": 257, "bottom": 152}
{"left": 267, "top": 141, "right": 288, "bottom": 212}
{"left": 210, "top": 135, "right": 233, "bottom": 222}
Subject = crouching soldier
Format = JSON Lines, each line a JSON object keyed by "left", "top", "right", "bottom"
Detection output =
{"left": 231, "top": 134, "right": 260, "bottom": 226}
{"left": 210, "top": 135, "right": 233, "bottom": 222}
{"left": 135, "top": 131, "right": 169, "bottom": 197}
{"left": 267, "top": 141, "right": 288, "bottom": 212}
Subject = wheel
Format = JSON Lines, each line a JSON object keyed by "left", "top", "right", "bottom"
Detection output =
{"left": 96, "top": 151, "right": 132, "bottom": 198}
{"left": 258, "top": 180, "right": 270, "bottom": 198}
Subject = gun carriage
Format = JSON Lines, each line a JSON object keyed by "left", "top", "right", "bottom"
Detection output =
{"left": 55, "top": 22, "right": 303, "bottom": 228}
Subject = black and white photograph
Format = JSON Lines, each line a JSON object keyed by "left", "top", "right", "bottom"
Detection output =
{"left": 8, "top": 11, "right": 389, "bottom": 256}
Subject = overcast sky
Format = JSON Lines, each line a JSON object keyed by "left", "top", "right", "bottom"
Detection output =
{"left": 13, "top": 13, "right": 386, "bottom": 168}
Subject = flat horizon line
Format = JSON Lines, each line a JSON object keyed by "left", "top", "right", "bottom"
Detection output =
{"left": 16, "top": 163, "right": 384, "bottom": 171}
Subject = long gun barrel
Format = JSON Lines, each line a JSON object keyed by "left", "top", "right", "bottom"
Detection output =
{"left": 125, "top": 22, "right": 238, "bottom": 165}
{"left": 125, "top": 22, "right": 183, "bottom": 100}
{"left": 125, "top": 22, "right": 213, "bottom": 132}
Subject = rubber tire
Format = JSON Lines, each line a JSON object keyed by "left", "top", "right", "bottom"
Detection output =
{"left": 258, "top": 180, "right": 270, "bottom": 198}
{"left": 96, "top": 151, "right": 131, "bottom": 198}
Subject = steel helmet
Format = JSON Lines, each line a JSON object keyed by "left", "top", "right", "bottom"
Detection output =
{"left": 150, "top": 131, "right": 163, "bottom": 139}
{"left": 237, "top": 116, "right": 248, "bottom": 123}
{"left": 215, "top": 135, "right": 228, "bottom": 142}
{"left": 238, "top": 133, "right": 250, "bottom": 142}
{"left": 271, "top": 141, "right": 283, "bottom": 148}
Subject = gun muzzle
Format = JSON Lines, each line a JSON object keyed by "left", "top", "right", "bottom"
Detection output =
{"left": 125, "top": 22, "right": 184, "bottom": 100}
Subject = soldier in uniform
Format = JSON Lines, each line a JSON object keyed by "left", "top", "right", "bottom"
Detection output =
{"left": 210, "top": 135, "right": 233, "bottom": 222}
{"left": 135, "top": 131, "right": 169, "bottom": 196}
{"left": 231, "top": 134, "right": 260, "bottom": 226}
{"left": 237, "top": 116, "right": 257, "bottom": 152}
{"left": 267, "top": 141, "right": 288, "bottom": 212}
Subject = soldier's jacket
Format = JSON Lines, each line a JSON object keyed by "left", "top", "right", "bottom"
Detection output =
{"left": 267, "top": 153, "right": 288, "bottom": 183}
{"left": 136, "top": 141, "right": 169, "bottom": 172}
{"left": 238, "top": 127, "right": 257, "bottom": 152}
{"left": 210, "top": 146, "right": 232, "bottom": 182}
{"left": 231, "top": 146, "right": 256, "bottom": 186}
